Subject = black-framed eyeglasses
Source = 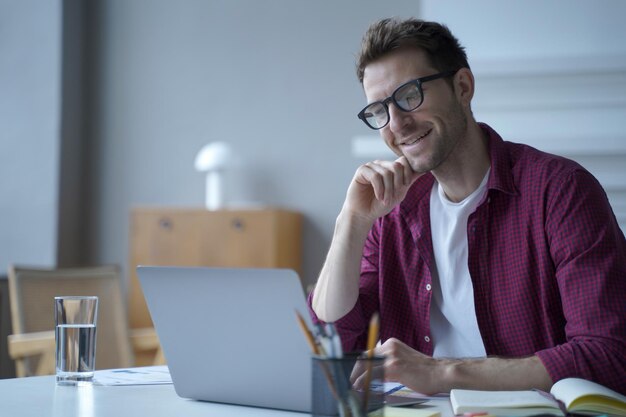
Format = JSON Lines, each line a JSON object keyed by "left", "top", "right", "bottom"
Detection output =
{"left": 357, "top": 70, "right": 458, "bottom": 130}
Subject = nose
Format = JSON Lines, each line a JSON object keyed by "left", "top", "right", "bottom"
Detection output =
{"left": 387, "top": 102, "right": 411, "bottom": 133}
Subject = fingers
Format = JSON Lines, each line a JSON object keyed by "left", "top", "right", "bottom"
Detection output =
{"left": 351, "top": 362, "right": 385, "bottom": 391}
{"left": 350, "top": 339, "right": 414, "bottom": 390}
{"left": 346, "top": 156, "right": 424, "bottom": 222}
{"left": 350, "top": 345, "right": 384, "bottom": 389}
{"left": 349, "top": 358, "right": 367, "bottom": 387}
{"left": 351, "top": 338, "right": 439, "bottom": 395}
{"left": 356, "top": 157, "right": 417, "bottom": 204}
{"left": 348, "top": 341, "right": 378, "bottom": 385}
{"left": 361, "top": 162, "right": 393, "bottom": 204}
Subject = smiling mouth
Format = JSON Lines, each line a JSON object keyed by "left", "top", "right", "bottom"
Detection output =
{"left": 400, "top": 128, "right": 432, "bottom": 146}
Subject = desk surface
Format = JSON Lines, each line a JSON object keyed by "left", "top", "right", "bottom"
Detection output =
{"left": 0, "top": 373, "right": 453, "bottom": 417}
{"left": 0, "top": 375, "right": 307, "bottom": 417}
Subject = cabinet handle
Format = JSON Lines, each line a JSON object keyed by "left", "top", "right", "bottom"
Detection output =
{"left": 159, "top": 217, "right": 173, "bottom": 230}
{"left": 231, "top": 218, "right": 245, "bottom": 231}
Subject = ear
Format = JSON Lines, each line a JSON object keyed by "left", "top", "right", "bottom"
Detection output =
{"left": 453, "top": 68, "right": 475, "bottom": 107}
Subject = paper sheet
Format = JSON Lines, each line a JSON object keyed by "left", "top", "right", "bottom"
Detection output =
{"left": 93, "top": 365, "right": 172, "bottom": 386}
{"left": 382, "top": 382, "right": 450, "bottom": 400}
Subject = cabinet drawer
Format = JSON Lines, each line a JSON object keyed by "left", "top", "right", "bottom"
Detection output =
{"left": 128, "top": 208, "right": 302, "bottom": 329}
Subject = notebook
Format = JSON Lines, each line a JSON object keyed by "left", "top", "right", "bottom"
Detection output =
{"left": 137, "top": 266, "right": 313, "bottom": 412}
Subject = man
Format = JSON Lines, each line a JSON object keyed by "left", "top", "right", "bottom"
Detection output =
{"left": 309, "top": 18, "right": 626, "bottom": 395}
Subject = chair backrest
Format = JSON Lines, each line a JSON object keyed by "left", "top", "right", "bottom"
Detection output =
{"left": 7, "top": 265, "right": 134, "bottom": 375}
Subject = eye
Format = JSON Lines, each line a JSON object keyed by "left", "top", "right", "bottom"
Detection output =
{"left": 404, "top": 92, "right": 420, "bottom": 106}
{"left": 395, "top": 84, "right": 422, "bottom": 110}
{"left": 364, "top": 103, "right": 384, "bottom": 117}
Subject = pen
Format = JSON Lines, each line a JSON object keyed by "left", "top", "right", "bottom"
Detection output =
{"left": 385, "top": 383, "right": 405, "bottom": 396}
{"left": 325, "top": 323, "right": 343, "bottom": 359}
{"left": 313, "top": 323, "right": 330, "bottom": 357}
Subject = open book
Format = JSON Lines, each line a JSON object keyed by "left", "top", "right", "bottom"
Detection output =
{"left": 450, "top": 378, "right": 626, "bottom": 416}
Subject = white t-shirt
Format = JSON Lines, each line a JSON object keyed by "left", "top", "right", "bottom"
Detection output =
{"left": 429, "top": 170, "right": 490, "bottom": 358}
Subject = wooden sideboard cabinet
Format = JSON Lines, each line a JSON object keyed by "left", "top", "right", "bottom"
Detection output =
{"left": 128, "top": 207, "right": 303, "bottom": 331}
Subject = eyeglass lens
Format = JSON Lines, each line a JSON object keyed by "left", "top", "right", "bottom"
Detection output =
{"left": 362, "top": 82, "right": 423, "bottom": 129}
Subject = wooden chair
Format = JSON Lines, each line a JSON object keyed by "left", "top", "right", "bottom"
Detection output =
{"left": 7, "top": 265, "right": 163, "bottom": 377}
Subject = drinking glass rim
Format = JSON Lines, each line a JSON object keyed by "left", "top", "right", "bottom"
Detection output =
{"left": 54, "top": 295, "right": 98, "bottom": 300}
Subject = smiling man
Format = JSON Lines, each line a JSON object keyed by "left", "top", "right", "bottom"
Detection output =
{"left": 310, "top": 18, "right": 626, "bottom": 395}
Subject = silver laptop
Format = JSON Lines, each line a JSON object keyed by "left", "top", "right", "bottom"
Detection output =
{"left": 137, "top": 266, "right": 312, "bottom": 412}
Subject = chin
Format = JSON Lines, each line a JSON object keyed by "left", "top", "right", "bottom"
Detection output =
{"left": 406, "top": 160, "right": 428, "bottom": 174}
{"left": 407, "top": 155, "right": 439, "bottom": 174}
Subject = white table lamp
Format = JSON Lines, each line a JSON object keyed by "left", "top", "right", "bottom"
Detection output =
{"left": 194, "top": 142, "right": 231, "bottom": 210}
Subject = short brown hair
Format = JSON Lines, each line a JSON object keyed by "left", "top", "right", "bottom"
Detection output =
{"left": 356, "top": 18, "right": 469, "bottom": 83}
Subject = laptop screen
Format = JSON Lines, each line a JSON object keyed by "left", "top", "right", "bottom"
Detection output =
{"left": 137, "top": 266, "right": 312, "bottom": 412}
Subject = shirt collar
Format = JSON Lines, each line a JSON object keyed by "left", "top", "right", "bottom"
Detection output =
{"left": 399, "top": 122, "right": 517, "bottom": 216}
{"left": 479, "top": 122, "right": 518, "bottom": 196}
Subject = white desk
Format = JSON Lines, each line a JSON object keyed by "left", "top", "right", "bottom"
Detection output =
{"left": 0, "top": 375, "right": 307, "bottom": 417}
{"left": 0, "top": 374, "right": 453, "bottom": 417}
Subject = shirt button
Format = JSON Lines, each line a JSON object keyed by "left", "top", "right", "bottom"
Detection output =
{"left": 426, "top": 283, "right": 432, "bottom": 291}
{"left": 424, "top": 335, "right": 431, "bottom": 343}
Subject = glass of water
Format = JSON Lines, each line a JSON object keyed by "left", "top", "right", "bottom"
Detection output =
{"left": 54, "top": 296, "right": 98, "bottom": 386}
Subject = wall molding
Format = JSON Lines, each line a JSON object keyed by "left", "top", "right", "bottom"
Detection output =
{"left": 470, "top": 54, "right": 626, "bottom": 77}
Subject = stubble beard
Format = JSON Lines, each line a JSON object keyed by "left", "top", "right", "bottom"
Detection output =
{"left": 405, "top": 101, "right": 468, "bottom": 174}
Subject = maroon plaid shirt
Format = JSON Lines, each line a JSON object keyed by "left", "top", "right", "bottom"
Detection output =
{"left": 309, "top": 123, "right": 626, "bottom": 394}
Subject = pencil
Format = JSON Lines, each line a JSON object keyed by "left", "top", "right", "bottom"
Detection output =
{"left": 295, "top": 310, "right": 320, "bottom": 355}
{"left": 366, "top": 312, "right": 380, "bottom": 354}
{"left": 362, "top": 312, "right": 380, "bottom": 411}
{"left": 294, "top": 311, "right": 344, "bottom": 406}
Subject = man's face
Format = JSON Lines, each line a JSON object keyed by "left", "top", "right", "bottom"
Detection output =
{"left": 362, "top": 47, "right": 469, "bottom": 174}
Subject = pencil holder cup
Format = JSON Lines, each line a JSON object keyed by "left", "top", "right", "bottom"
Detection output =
{"left": 312, "top": 353, "right": 385, "bottom": 417}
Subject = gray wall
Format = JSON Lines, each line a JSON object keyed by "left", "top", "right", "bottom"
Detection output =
{"left": 0, "top": 0, "right": 62, "bottom": 271}
{"left": 2, "top": 0, "right": 626, "bottom": 292}
{"left": 357, "top": 0, "right": 626, "bottom": 231}
{"left": 82, "top": 0, "right": 425, "bottom": 288}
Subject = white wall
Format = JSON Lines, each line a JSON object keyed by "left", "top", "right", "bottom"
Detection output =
{"left": 0, "top": 0, "right": 62, "bottom": 272}
{"left": 422, "top": 0, "right": 626, "bottom": 61}
{"left": 356, "top": 0, "right": 626, "bottom": 232}
{"left": 85, "top": 0, "right": 626, "bottom": 288}
{"left": 427, "top": 0, "right": 626, "bottom": 231}
{"left": 4, "top": 1, "right": 625, "bottom": 288}
{"left": 83, "top": 0, "right": 424, "bottom": 287}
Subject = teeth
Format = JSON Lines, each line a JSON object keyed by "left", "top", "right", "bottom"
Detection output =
{"left": 405, "top": 137, "right": 420, "bottom": 145}
{"left": 402, "top": 129, "right": 430, "bottom": 146}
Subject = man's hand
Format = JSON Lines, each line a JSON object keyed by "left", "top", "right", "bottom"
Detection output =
{"left": 344, "top": 156, "right": 423, "bottom": 224}
{"left": 351, "top": 338, "right": 553, "bottom": 394}
{"left": 352, "top": 338, "right": 447, "bottom": 395}
{"left": 312, "top": 157, "right": 422, "bottom": 322}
